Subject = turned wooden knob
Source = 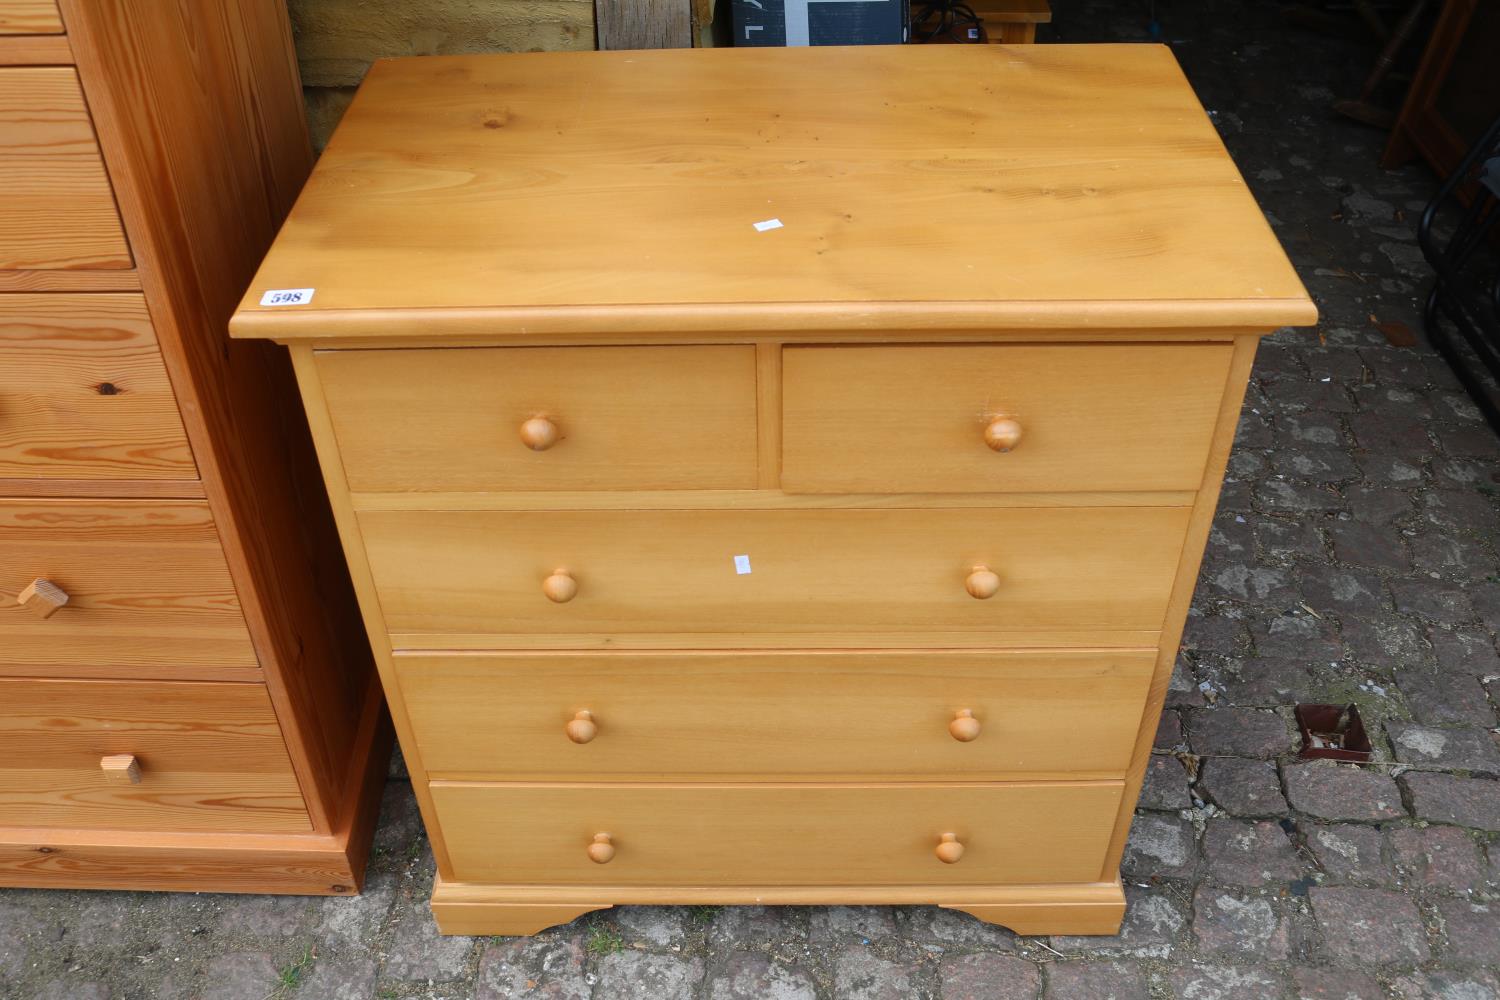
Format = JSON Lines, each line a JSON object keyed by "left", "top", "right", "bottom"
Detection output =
{"left": 18, "top": 578, "right": 68, "bottom": 619}
{"left": 100, "top": 754, "right": 141, "bottom": 785}
{"left": 587, "top": 832, "right": 615, "bottom": 864}
{"left": 935, "top": 832, "right": 965, "bottom": 864}
{"left": 984, "top": 417, "right": 1023, "bottom": 453}
{"left": 949, "top": 709, "right": 982, "bottom": 742}
{"left": 566, "top": 710, "right": 597, "bottom": 744}
{"left": 965, "top": 566, "right": 1000, "bottom": 600}
{"left": 519, "top": 416, "right": 559, "bottom": 451}
{"left": 542, "top": 569, "right": 577, "bottom": 603}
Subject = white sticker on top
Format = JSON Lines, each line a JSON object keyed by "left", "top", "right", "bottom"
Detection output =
{"left": 260, "top": 287, "right": 316, "bottom": 307}
{"left": 733, "top": 554, "right": 752, "bottom": 575}
{"left": 752, "top": 218, "right": 783, "bottom": 232}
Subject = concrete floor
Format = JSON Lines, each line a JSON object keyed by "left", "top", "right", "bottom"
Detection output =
{"left": 3, "top": 1, "right": 1499, "bottom": 997}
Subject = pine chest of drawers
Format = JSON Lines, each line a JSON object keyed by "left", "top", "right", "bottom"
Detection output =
{"left": 233, "top": 43, "right": 1316, "bottom": 935}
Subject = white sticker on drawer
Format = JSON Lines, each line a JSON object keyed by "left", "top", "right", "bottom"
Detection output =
{"left": 733, "top": 554, "right": 752, "bottom": 575}
{"left": 260, "top": 287, "right": 316, "bottom": 307}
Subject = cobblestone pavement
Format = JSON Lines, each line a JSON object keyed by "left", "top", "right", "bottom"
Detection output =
{"left": 4, "top": 2, "right": 1500, "bottom": 998}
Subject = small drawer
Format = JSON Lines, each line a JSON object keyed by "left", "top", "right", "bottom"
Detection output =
{"left": 0, "top": 499, "right": 258, "bottom": 673}
{"left": 431, "top": 780, "right": 1122, "bottom": 885}
{"left": 361, "top": 506, "right": 1189, "bottom": 643}
{"left": 0, "top": 677, "right": 310, "bottom": 833}
{"left": 0, "top": 1, "right": 62, "bottom": 34}
{"left": 0, "top": 68, "right": 133, "bottom": 271}
{"left": 781, "top": 344, "right": 1234, "bottom": 493}
{"left": 0, "top": 294, "right": 196, "bottom": 482}
{"left": 316, "top": 345, "right": 759, "bottom": 492}
{"left": 396, "top": 649, "right": 1155, "bottom": 780}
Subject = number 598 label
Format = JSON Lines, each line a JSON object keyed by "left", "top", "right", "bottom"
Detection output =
{"left": 260, "top": 287, "right": 315, "bottom": 307}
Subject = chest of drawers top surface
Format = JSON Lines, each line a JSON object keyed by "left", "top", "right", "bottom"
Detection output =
{"left": 231, "top": 44, "right": 1313, "bottom": 340}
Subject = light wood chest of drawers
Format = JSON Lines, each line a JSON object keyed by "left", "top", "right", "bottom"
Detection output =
{"left": 233, "top": 44, "right": 1316, "bottom": 935}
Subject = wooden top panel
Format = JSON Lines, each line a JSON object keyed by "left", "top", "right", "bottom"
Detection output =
{"left": 233, "top": 45, "right": 1314, "bottom": 340}
{"left": 0, "top": 1, "right": 63, "bottom": 35}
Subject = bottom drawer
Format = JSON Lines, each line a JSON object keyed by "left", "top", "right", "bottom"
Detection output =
{"left": 0, "top": 678, "right": 310, "bottom": 833}
{"left": 431, "top": 781, "right": 1122, "bottom": 885}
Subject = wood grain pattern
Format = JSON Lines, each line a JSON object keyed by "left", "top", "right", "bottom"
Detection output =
{"left": 0, "top": 67, "right": 130, "bottom": 270}
{"left": 0, "top": 499, "right": 257, "bottom": 671}
{"left": 395, "top": 649, "right": 1154, "bottom": 781}
{"left": 350, "top": 488, "right": 1197, "bottom": 512}
{"left": 0, "top": 677, "right": 309, "bottom": 832}
{"left": 433, "top": 781, "right": 1123, "bottom": 885}
{"left": 596, "top": 0, "right": 692, "bottom": 49}
{"left": 360, "top": 506, "right": 1190, "bottom": 641}
{"left": 0, "top": 0, "right": 62, "bottom": 34}
{"left": 0, "top": 33, "right": 69, "bottom": 63}
{"left": 0, "top": 293, "right": 196, "bottom": 481}
{"left": 317, "top": 346, "right": 758, "bottom": 491}
{"left": 0, "top": 269, "right": 139, "bottom": 292}
{"left": 231, "top": 45, "right": 1314, "bottom": 338}
{"left": 782, "top": 343, "right": 1234, "bottom": 493}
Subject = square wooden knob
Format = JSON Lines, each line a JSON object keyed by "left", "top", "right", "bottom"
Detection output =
{"left": 18, "top": 578, "right": 69, "bottom": 619}
{"left": 100, "top": 754, "right": 142, "bottom": 785}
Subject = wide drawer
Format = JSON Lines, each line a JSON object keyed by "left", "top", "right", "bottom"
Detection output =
{"left": 781, "top": 344, "right": 1234, "bottom": 493}
{"left": 316, "top": 345, "right": 759, "bottom": 492}
{"left": 396, "top": 649, "right": 1155, "bottom": 780}
{"left": 0, "top": 500, "right": 258, "bottom": 672}
{"left": 0, "top": 0, "right": 62, "bottom": 34}
{"left": 0, "top": 677, "right": 309, "bottom": 833}
{"left": 0, "top": 68, "right": 132, "bottom": 271}
{"left": 361, "top": 506, "right": 1189, "bottom": 642}
{"left": 0, "top": 294, "right": 196, "bottom": 481}
{"left": 432, "top": 781, "right": 1122, "bottom": 885}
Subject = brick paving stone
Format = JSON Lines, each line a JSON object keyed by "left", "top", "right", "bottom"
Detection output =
{"left": 1121, "top": 814, "right": 1198, "bottom": 880}
{"left": 1410, "top": 532, "right": 1500, "bottom": 581}
{"left": 1429, "top": 628, "right": 1500, "bottom": 678}
{"left": 900, "top": 906, "right": 1016, "bottom": 950}
{"left": 291, "top": 956, "right": 378, "bottom": 1000}
{"left": 1328, "top": 520, "right": 1411, "bottom": 571}
{"left": 317, "top": 869, "right": 397, "bottom": 947}
{"left": 1272, "top": 446, "right": 1362, "bottom": 483}
{"left": 1421, "top": 490, "right": 1500, "bottom": 535}
{"left": 1342, "top": 616, "right": 1430, "bottom": 671}
{"left": 1191, "top": 886, "right": 1288, "bottom": 959}
{"left": 1344, "top": 485, "right": 1414, "bottom": 524}
{"left": 1199, "top": 758, "right": 1289, "bottom": 817}
{"left": 1051, "top": 888, "right": 1185, "bottom": 959}
{"left": 1283, "top": 763, "right": 1406, "bottom": 822}
{"left": 1169, "top": 964, "right": 1286, "bottom": 1000}
{"left": 1257, "top": 515, "right": 1326, "bottom": 560}
{"left": 704, "top": 952, "right": 817, "bottom": 1000}
{"left": 0, "top": 900, "right": 40, "bottom": 985}
{"left": 1349, "top": 411, "right": 1432, "bottom": 456}
{"left": 1309, "top": 887, "right": 1430, "bottom": 966}
{"left": 1296, "top": 563, "right": 1389, "bottom": 615}
{"left": 1206, "top": 562, "right": 1296, "bottom": 603}
{"left": 1043, "top": 961, "right": 1151, "bottom": 1000}
{"left": 1258, "top": 479, "right": 1345, "bottom": 515}
{"left": 1306, "top": 823, "right": 1390, "bottom": 884}
{"left": 938, "top": 953, "right": 1042, "bottom": 1000}
{"left": 1188, "top": 707, "right": 1292, "bottom": 758}
{"left": 1392, "top": 580, "right": 1477, "bottom": 625}
{"left": 594, "top": 951, "right": 704, "bottom": 1000}
{"left": 708, "top": 906, "right": 805, "bottom": 947}
{"left": 1183, "top": 610, "right": 1251, "bottom": 658}
{"left": 1388, "top": 826, "right": 1488, "bottom": 892}
{"left": 832, "top": 949, "right": 917, "bottom": 1000}
{"left": 1278, "top": 412, "right": 1347, "bottom": 447}
{"left": 1387, "top": 723, "right": 1500, "bottom": 772}
{"left": 613, "top": 907, "right": 690, "bottom": 947}
{"left": 34, "top": 982, "right": 109, "bottom": 1000}
{"left": 1395, "top": 668, "right": 1497, "bottom": 726}
{"left": 1139, "top": 755, "right": 1192, "bottom": 811}
{"left": 1434, "top": 898, "right": 1500, "bottom": 965}
{"left": 381, "top": 880, "right": 475, "bottom": 982}
{"left": 200, "top": 952, "right": 278, "bottom": 1000}
{"left": 474, "top": 935, "right": 588, "bottom": 1000}
{"left": 1250, "top": 611, "right": 1342, "bottom": 661}
{"left": 1168, "top": 656, "right": 1207, "bottom": 709}
{"left": 1471, "top": 581, "right": 1500, "bottom": 631}
{"left": 1290, "top": 966, "right": 1386, "bottom": 999}
{"left": 1156, "top": 710, "right": 1184, "bottom": 750}
{"left": 808, "top": 906, "right": 897, "bottom": 944}
{"left": 1391, "top": 969, "right": 1500, "bottom": 1000}
{"left": 1210, "top": 657, "right": 1318, "bottom": 706}
{"left": 1203, "top": 819, "right": 1304, "bottom": 886}
{"left": 1402, "top": 773, "right": 1500, "bottom": 832}
{"left": 367, "top": 780, "right": 424, "bottom": 870}
{"left": 213, "top": 892, "right": 318, "bottom": 938}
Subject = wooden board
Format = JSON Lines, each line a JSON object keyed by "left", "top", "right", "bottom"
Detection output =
{"left": 0, "top": 0, "right": 62, "bottom": 34}
{"left": 782, "top": 343, "right": 1234, "bottom": 493}
{"left": 317, "top": 345, "right": 758, "bottom": 491}
{"left": 231, "top": 45, "right": 1315, "bottom": 339}
{"left": 359, "top": 506, "right": 1191, "bottom": 642}
{"left": 0, "top": 499, "right": 258, "bottom": 671}
{"left": 0, "top": 67, "right": 131, "bottom": 271}
{"left": 0, "top": 293, "right": 196, "bottom": 481}
{"left": 395, "top": 649, "right": 1155, "bottom": 781}
{"left": 596, "top": 0, "right": 692, "bottom": 49}
{"left": 0, "top": 677, "right": 309, "bottom": 832}
{"left": 432, "top": 780, "right": 1123, "bottom": 885}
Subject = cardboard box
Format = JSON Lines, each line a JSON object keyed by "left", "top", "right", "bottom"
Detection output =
{"left": 733, "top": 0, "right": 907, "bottom": 46}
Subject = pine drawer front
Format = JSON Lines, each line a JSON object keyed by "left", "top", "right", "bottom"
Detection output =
{"left": 782, "top": 344, "right": 1234, "bottom": 493}
{"left": 362, "top": 506, "right": 1190, "bottom": 643}
{"left": 0, "top": 68, "right": 132, "bottom": 271}
{"left": 0, "top": 678, "right": 310, "bottom": 833}
{"left": 432, "top": 781, "right": 1122, "bottom": 885}
{"left": 0, "top": 0, "right": 62, "bottom": 34}
{"left": 0, "top": 500, "right": 258, "bottom": 672}
{"left": 316, "top": 345, "right": 759, "bottom": 492}
{"left": 397, "top": 650, "right": 1155, "bottom": 781}
{"left": 0, "top": 294, "right": 196, "bottom": 481}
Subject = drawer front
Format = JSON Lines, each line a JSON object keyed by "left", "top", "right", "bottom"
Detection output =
{"left": 432, "top": 781, "right": 1122, "bottom": 885}
{"left": 0, "top": 500, "right": 258, "bottom": 672}
{"left": 361, "top": 506, "right": 1189, "bottom": 641}
{"left": 0, "top": 0, "right": 62, "bottom": 34}
{"left": 781, "top": 344, "right": 1234, "bottom": 493}
{"left": 0, "top": 294, "right": 196, "bottom": 481}
{"left": 397, "top": 650, "right": 1155, "bottom": 780}
{"left": 0, "top": 68, "right": 132, "bottom": 271}
{"left": 0, "top": 678, "right": 309, "bottom": 833}
{"left": 316, "top": 345, "right": 759, "bottom": 492}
